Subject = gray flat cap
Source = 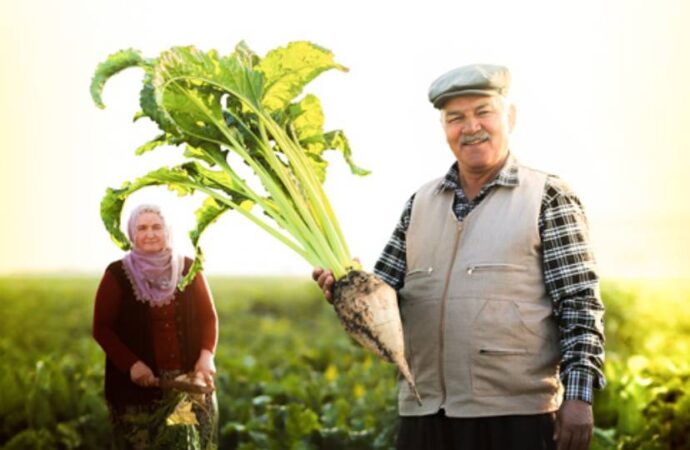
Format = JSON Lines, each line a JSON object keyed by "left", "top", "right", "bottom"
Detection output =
{"left": 428, "top": 64, "right": 510, "bottom": 109}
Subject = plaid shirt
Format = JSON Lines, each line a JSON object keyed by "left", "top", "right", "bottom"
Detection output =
{"left": 374, "top": 155, "right": 605, "bottom": 404}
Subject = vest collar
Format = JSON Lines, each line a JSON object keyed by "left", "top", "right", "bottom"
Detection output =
{"left": 434, "top": 152, "right": 520, "bottom": 195}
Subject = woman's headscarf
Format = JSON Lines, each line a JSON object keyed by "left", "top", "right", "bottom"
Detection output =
{"left": 122, "top": 204, "right": 185, "bottom": 307}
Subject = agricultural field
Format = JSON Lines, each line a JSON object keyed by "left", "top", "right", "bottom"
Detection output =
{"left": 0, "top": 276, "right": 689, "bottom": 449}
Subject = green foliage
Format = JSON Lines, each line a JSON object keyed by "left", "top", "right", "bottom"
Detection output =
{"left": 89, "top": 49, "right": 147, "bottom": 109}
{"left": 592, "top": 280, "right": 690, "bottom": 449}
{"left": 91, "top": 41, "right": 369, "bottom": 288}
{"left": 1, "top": 277, "right": 689, "bottom": 448}
{"left": 0, "top": 276, "right": 396, "bottom": 449}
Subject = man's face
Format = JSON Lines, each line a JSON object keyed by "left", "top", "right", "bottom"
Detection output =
{"left": 441, "top": 95, "right": 515, "bottom": 174}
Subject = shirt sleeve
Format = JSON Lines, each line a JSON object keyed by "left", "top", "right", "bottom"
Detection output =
{"left": 92, "top": 269, "right": 140, "bottom": 373}
{"left": 373, "top": 194, "right": 415, "bottom": 291}
{"left": 540, "top": 175, "right": 606, "bottom": 403}
{"left": 192, "top": 272, "right": 218, "bottom": 354}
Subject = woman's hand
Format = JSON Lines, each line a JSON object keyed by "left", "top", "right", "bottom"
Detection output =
{"left": 194, "top": 349, "right": 216, "bottom": 388}
{"left": 130, "top": 360, "right": 159, "bottom": 387}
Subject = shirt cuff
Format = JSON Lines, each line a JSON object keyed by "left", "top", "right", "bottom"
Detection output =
{"left": 563, "top": 370, "right": 595, "bottom": 404}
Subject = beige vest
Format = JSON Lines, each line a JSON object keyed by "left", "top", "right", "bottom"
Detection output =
{"left": 397, "top": 164, "right": 562, "bottom": 417}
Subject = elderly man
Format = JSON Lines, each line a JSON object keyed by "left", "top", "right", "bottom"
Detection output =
{"left": 313, "top": 64, "right": 605, "bottom": 450}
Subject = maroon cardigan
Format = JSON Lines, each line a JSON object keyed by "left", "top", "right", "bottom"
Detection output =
{"left": 92, "top": 258, "right": 217, "bottom": 410}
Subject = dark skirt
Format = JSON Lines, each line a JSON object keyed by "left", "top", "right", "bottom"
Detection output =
{"left": 397, "top": 410, "right": 556, "bottom": 450}
{"left": 108, "top": 371, "right": 218, "bottom": 450}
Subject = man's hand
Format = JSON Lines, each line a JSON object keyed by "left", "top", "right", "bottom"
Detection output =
{"left": 312, "top": 258, "right": 360, "bottom": 303}
{"left": 311, "top": 267, "right": 335, "bottom": 303}
{"left": 130, "top": 360, "right": 159, "bottom": 387}
{"left": 554, "top": 399, "right": 593, "bottom": 450}
{"left": 194, "top": 349, "right": 216, "bottom": 388}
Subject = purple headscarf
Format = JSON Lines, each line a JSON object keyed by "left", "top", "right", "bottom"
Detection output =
{"left": 122, "top": 204, "right": 185, "bottom": 307}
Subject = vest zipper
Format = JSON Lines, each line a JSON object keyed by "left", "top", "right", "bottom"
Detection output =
{"left": 438, "top": 221, "right": 464, "bottom": 406}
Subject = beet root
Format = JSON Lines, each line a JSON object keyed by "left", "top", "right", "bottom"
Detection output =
{"left": 333, "top": 270, "right": 421, "bottom": 405}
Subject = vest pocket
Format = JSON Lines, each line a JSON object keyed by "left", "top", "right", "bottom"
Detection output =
{"left": 465, "top": 263, "right": 527, "bottom": 275}
{"left": 405, "top": 267, "right": 434, "bottom": 278}
{"left": 470, "top": 299, "right": 558, "bottom": 398}
{"left": 478, "top": 348, "right": 528, "bottom": 356}
{"left": 401, "top": 267, "right": 436, "bottom": 303}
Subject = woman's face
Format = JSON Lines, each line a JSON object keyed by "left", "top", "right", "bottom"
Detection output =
{"left": 133, "top": 212, "right": 167, "bottom": 254}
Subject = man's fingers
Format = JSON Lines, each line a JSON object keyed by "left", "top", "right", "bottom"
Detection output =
{"left": 573, "top": 426, "right": 591, "bottom": 450}
{"left": 312, "top": 266, "right": 338, "bottom": 302}
{"left": 312, "top": 267, "right": 335, "bottom": 302}
{"left": 556, "top": 419, "right": 594, "bottom": 450}
{"left": 317, "top": 271, "right": 333, "bottom": 290}
{"left": 565, "top": 430, "right": 579, "bottom": 450}
{"left": 583, "top": 427, "right": 592, "bottom": 450}
{"left": 570, "top": 431, "right": 587, "bottom": 450}
{"left": 556, "top": 427, "right": 571, "bottom": 450}
{"left": 324, "top": 277, "right": 334, "bottom": 302}
{"left": 556, "top": 400, "right": 593, "bottom": 450}
{"left": 316, "top": 270, "right": 331, "bottom": 287}
{"left": 556, "top": 428, "right": 572, "bottom": 450}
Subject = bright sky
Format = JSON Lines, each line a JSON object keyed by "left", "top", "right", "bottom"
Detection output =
{"left": 1, "top": 0, "right": 689, "bottom": 278}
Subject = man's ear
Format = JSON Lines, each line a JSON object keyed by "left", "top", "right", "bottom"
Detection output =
{"left": 508, "top": 104, "right": 517, "bottom": 132}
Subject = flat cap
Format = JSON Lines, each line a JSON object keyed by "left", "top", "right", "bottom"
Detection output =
{"left": 428, "top": 64, "right": 510, "bottom": 109}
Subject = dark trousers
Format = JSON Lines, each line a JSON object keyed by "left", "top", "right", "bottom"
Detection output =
{"left": 396, "top": 410, "right": 556, "bottom": 450}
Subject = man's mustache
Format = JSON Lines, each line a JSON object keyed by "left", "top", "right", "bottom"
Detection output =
{"left": 460, "top": 131, "right": 490, "bottom": 145}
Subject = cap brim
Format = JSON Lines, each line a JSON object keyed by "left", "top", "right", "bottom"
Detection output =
{"left": 432, "top": 89, "right": 500, "bottom": 109}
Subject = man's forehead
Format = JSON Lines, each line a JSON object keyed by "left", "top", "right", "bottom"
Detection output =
{"left": 442, "top": 96, "right": 498, "bottom": 115}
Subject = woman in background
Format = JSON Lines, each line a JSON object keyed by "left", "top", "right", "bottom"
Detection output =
{"left": 93, "top": 204, "right": 218, "bottom": 449}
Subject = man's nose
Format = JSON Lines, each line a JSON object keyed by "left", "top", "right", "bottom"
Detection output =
{"left": 463, "top": 117, "right": 481, "bottom": 134}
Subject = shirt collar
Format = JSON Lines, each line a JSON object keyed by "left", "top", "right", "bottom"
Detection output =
{"left": 434, "top": 152, "right": 520, "bottom": 194}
